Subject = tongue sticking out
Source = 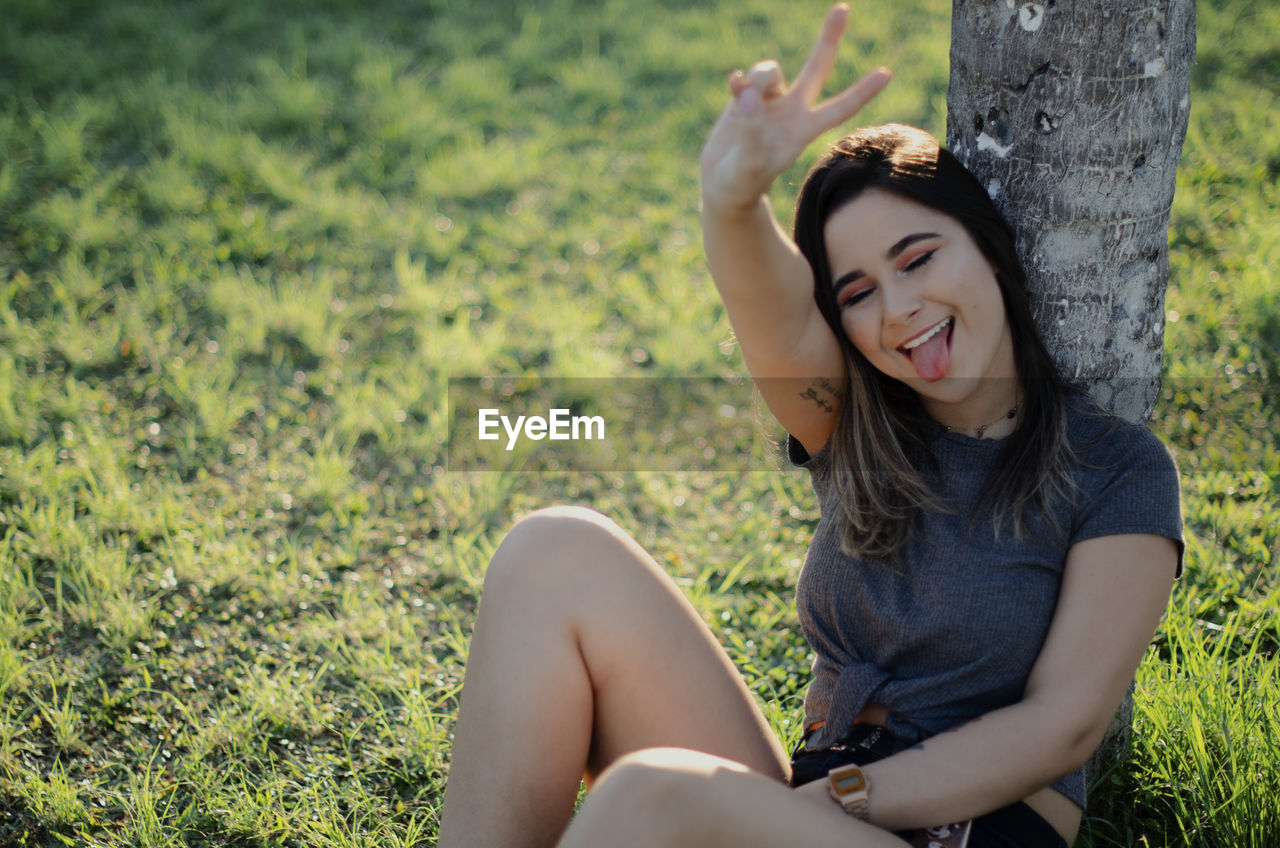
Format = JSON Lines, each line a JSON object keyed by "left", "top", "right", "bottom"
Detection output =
{"left": 909, "top": 324, "right": 951, "bottom": 382}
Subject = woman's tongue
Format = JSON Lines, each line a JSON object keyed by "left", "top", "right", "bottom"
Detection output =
{"left": 908, "top": 324, "right": 951, "bottom": 382}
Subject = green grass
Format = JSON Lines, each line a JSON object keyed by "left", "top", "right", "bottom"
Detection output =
{"left": 0, "top": 0, "right": 1277, "bottom": 845}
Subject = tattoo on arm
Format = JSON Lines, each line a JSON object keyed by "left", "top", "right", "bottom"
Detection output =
{"left": 797, "top": 377, "right": 843, "bottom": 413}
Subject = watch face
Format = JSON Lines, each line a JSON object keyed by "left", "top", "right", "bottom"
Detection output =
{"left": 833, "top": 771, "right": 866, "bottom": 794}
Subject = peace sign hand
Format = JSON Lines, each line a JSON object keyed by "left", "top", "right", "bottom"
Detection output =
{"left": 700, "top": 3, "right": 891, "bottom": 214}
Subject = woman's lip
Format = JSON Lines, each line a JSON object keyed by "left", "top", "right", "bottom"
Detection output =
{"left": 897, "top": 317, "right": 953, "bottom": 353}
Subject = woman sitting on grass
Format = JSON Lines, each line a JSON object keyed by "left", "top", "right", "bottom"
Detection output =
{"left": 438, "top": 5, "right": 1182, "bottom": 847}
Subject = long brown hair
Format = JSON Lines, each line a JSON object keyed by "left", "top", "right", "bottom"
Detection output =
{"left": 792, "top": 124, "right": 1077, "bottom": 561}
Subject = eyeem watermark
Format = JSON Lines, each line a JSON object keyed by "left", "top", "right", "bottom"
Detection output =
{"left": 478, "top": 408, "right": 605, "bottom": 451}
{"left": 448, "top": 377, "right": 767, "bottom": 471}
{"left": 447, "top": 375, "right": 1224, "bottom": 472}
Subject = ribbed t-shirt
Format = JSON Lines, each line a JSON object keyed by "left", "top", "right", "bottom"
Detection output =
{"left": 786, "top": 396, "right": 1183, "bottom": 810}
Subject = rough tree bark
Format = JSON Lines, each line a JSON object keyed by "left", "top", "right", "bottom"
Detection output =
{"left": 945, "top": 0, "right": 1194, "bottom": 782}
{"left": 947, "top": 0, "right": 1195, "bottom": 421}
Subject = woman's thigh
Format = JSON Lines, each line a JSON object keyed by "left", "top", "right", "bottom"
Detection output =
{"left": 480, "top": 505, "right": 791, "bottom": 783}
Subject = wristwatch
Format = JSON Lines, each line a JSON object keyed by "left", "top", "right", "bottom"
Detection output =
{"left": 827, "top": 763, "right": 871, "bottom": 821}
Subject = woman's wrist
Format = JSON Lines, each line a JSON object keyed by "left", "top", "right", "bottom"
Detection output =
{"left": 700, "top": 187, "right": 769, "bottom": 220}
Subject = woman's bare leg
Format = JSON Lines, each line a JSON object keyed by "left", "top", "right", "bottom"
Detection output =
{"left": 437, "top": 506, "right": 790, "bottom": 848}
{"left": 558, "top": 748, "right": 910, "bottom": 848}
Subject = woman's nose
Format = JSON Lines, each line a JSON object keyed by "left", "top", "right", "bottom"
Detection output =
{"left": 881, "top": 280, "right": 922, "bottom": 326}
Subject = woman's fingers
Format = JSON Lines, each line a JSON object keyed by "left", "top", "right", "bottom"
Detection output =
{"left": 791, "top": 3, "right": 851, "bottom": 103}
{"left": 744, "top": 60, "right": 786, "bottom": 99}
{"left": 725, "top": 2, "right": 885, "bottom": 137}
{"left": 708, "top": 4, "right": 887, "bottom": 200}
{"left": 811, "top": 66, "right": 892, "bottom": 133}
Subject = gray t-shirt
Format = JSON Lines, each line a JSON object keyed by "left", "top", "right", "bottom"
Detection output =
{"left": 786, "top": 397, "right": 1183, "bottom": 810}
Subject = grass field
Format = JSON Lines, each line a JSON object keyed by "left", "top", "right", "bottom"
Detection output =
{"left": 1, "top": 0, "right": 1277, "bottom": 845}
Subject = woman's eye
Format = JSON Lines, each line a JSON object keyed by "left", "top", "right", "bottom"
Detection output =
{"left": 839, "top": 288, "right": 873, "bottom": 309}
{"left": 901, "top": 250, "right": 936, "bottom": 274}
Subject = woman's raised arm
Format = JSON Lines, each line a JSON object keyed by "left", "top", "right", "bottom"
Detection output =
{"left": 700, "top": 3, "right": 889, "bottom": 453}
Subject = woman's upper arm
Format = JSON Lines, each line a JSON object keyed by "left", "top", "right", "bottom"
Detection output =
{"left": 740, "top": 305, "right": 846, "bottom": 457}
{"left": 1022, "top": 533, "right": 1178, "bottom": 764}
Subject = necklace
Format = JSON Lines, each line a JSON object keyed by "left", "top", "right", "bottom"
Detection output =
{"left": 941, "top": 404, "right": 1019, "bottom": 439}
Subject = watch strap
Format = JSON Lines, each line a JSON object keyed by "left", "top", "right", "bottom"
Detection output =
{"left": 827, "top": 763, "right": 871, "bottom": 821}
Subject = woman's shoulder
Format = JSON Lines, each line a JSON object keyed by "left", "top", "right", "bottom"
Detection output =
{"left": 1060, "top": 391, "right": 1184, "bottom": 574}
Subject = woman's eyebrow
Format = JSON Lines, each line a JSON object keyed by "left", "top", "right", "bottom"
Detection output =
{"left": 831, "top": 232, "right": 942, "bottom": 295}
{"left": 886, "top": 231, "right": 941, "bottom": 259}
{"left": 831, "top": 268, "right": 865, "bottom": 297}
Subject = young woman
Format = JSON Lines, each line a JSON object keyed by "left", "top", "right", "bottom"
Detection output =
{"left": 438, "top": 5, "right": 1182, "bottom": 847}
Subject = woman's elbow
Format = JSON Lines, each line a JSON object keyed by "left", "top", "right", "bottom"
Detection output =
{"left": 1026, "top": 694, "right": 1119, "bottom": 775}
{"left": 1061, "top": 709, "right": 1120, "bottom": 772}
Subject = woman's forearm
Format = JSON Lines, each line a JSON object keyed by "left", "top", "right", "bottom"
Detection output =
{"left": 700, "top": 195, "right": 820, "bottom": 369}
{"left": 800, "top": 698, "right": 1086, "bottom": 830}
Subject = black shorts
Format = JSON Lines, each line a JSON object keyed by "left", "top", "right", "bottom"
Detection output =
{"left": 789, "top": 725, "right": 1069, "bottom": 848}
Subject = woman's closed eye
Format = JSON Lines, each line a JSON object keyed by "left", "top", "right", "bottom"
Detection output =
{"left": 837, "top": 248, "right": 937, "bottom": 308}
{"left": 838, "top": 286, "right": 874, "bottom": 310}
{"left": 897, "top": 249, "right": 936, "bottom": 277}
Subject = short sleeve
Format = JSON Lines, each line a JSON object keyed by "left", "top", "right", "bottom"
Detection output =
{"left": 785, "top": 432, "right": 828, "bottom": 468}
{"left": 1070, "top": 425, "right": 1185, "bottom": 578}
{"left": 785, "top": 432, "right": 836, "bottom": 502}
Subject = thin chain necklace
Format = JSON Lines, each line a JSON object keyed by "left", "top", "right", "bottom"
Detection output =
{"left": 941, "top": 404, "right": 1019, "bottom": 439}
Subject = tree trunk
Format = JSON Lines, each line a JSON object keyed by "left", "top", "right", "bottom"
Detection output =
{"left": 945, "top": 0, "right": 1194, "bottom": 781}
{"left": 946, "top": 0, "right": 1194, "bottom": 422}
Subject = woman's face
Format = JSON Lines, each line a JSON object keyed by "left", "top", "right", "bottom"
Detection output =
{"left": 823, "top": 188, "right": 1018, "bottom": 427}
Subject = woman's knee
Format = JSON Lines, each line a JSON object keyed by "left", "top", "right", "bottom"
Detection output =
{"left": 482, "top": 505, "right": 635, "bottom": 594}
{"left": 587, "top": 748, "right": 733, "bottom": 837}
{"left": 512, "top": 505, "right": 625, "bottom": 541}
{"left": 586, "top": 753, "right": 752, "bottom": 840}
